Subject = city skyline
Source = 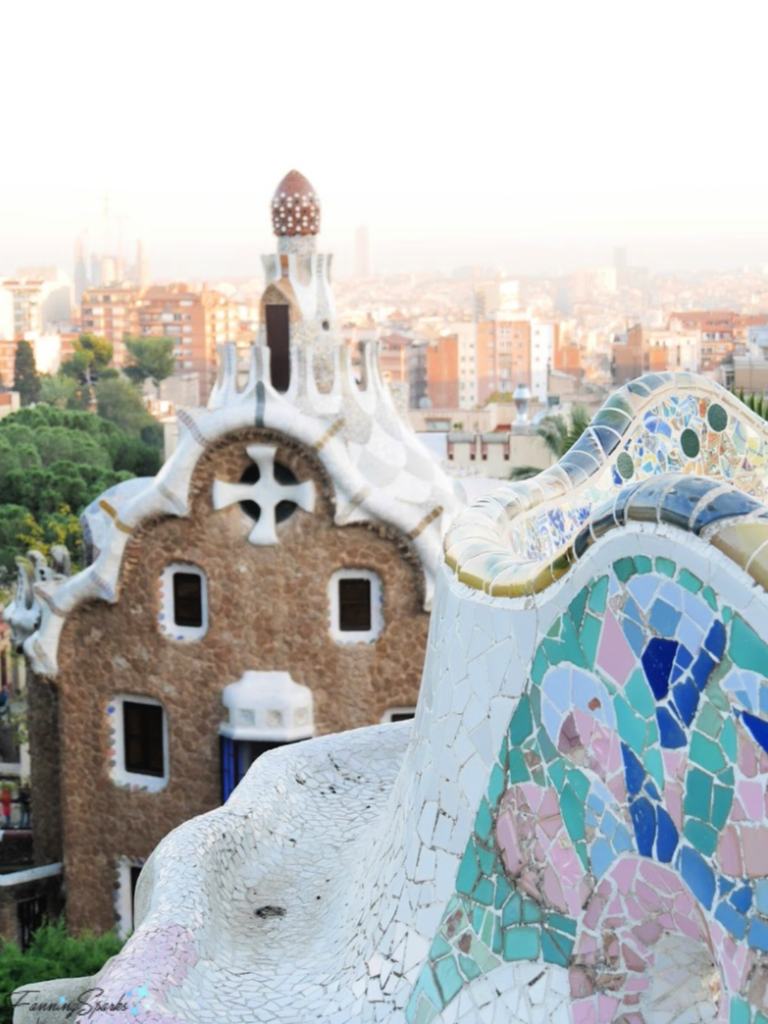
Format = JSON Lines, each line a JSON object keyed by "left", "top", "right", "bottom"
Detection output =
{"left": 2, "top": 1, "right": 768, "bottom": 279}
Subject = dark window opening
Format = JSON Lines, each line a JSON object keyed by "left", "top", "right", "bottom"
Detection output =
{"left": 266, "top": 304, "right": 290, "bottom": 392}
{"left": 339, "top": 578, "right": 372, "bottom": 632}
{"left": 322, "top": 320, "right": 330, "bottom": 330}
{"left": 389, "top": 711, "right": 415, "bottom": 722}
{"left": 238, "top": 461, "right": 298, "bottom": 524}
{"left": 173, "top": 572, "right": 203, "bottom": 628}
{"left": 123, "top": 701, "right": 164, "bottom": 777}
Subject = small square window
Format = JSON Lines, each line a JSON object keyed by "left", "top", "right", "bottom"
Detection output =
{"left": 338, "top": 578, "right": 372, "bottom": 632}
{"left": 159, "top": 564, "right": 208, "bottom": 641}
{"left": 110, "top": 695, "right": 169, "bottom": 791}
{"left": 173, "top": 573, "right": 203, "bottom": 627}
{"left": 328, "top": 569, "right": 382, "bottom": 644}
{"left": 123, "top": 701, "right": 165, "bottom": 777}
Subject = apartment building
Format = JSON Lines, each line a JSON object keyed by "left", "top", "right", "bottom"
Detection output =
{"left": 137, "top": 286, "right": 240, "bottom": 397}
{"left": 613, "top": 324, "right": 669, "bottom": 384}
{"left": 1, "top": 280, "right": 44, "bottom": 337}
{"left": 476, "top": 315, "right": 556, "bottom": 404}
{"left": 667, "top": 311, "right": 768, "bottom": 374}
{"left": 81, "top": 287, "right": 141, "bottom": 367}
{"left": 552, "top": 323, "right": 580, "bottom": 376}
{"left": 378, "top": 333, "right": 411, "bottom": 386}
{"left": 0, "top": 334, "right": 75, "bottom": 386}
{"left": 426, "top": 333, "right": 459, "bottom": 408}
{"left": 0, "top": 276, "right": 72, "bottom": 338}
{"left": 613, "top": 324, "right": 702, "bottom": 384}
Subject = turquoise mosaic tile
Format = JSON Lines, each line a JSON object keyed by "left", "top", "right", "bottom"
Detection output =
{"left": 410, "top": 556, "right": 768, "bottom": 1024}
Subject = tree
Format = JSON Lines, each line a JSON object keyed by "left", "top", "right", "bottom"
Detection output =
{"left": 0, "top": 403, "right": 162, "bottom": 570}
{"left": 95, "top": 377, "right": 155, "bottom": 437}
{"left": 734, "top": 388, "right": 768, "bottom": 421}
{"left": 13, "top": 342, "right": 40, "bottom": 406}
{"left": 0, "top": 919, "right": 123, "bottom": 1024}
{"left": 114, "top": 436, "right": 161, "bottom": 476}
{"left": 537, "top": 403, "right": 591, "bottom": 459}
{"left": 17, "top": 506, "right": 85, "bottom": 567}
{"left": 39, "top": 374, "right": 79, "bottom": 409}
{"left": 0, "top": 505, "right": 30, "bottom": 577}
{"left": 124, "top": 336, "right": 176, "bottom": 395}
{"left": 34, "top": 427, "right": 111, "bottom": 471}
{"left": 505, "top": 404, "right": 593, "bottom": 483}
{"left": 60, "top": 334, "right": 113, "bottom": 387}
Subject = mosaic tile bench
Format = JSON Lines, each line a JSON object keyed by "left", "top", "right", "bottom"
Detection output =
{"left": 15, "top": 372, "right": 768, "bottom": 1024}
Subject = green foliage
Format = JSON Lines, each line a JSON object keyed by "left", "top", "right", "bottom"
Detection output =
{"left": 95, "top": 377, "right": 157, "bottom": 438}
{"left": 17, "top": 507, "right": 85, "bottom": 566}
{"left": 483, "top": 391, "right": 513, "bottom": 405}
{"left": 0, "top": 919, "right": 123, "bottom": 1024}
{"left": 0, "top": 404, "right": 160, "bottom": 573}
{"left": 508, "top": 466, "right": 541, "bottom": 480}
{"left": 12, "top": 342, "right": 40, "bottom": 406}
{"left": 537, "top": 403, "right": 591, "bottom": 458}
{"left": 60, "top": 334, "right": 113, "bottom": 388}
{"left": 113, "top": 436, "right": 162, "bottom": 476}
{"left": 124, "top": 336, "right": 176, "bottom": 392}
{"left": 0, "top": 507, "right": 31, "bottom": 576}
{"left": 733, "top": 388, "right": 768, "bottom": 421}
{"left": 38, "top": 375, "right": 79, "bottom": 409}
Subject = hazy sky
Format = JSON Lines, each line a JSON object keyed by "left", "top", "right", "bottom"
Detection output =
{"left": 2, "top": 0, "right": 768, "bottom": 280}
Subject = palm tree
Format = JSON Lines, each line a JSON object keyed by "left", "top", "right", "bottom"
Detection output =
{"left": 734, "top": 388, "right": 768, "bottom": 421}
{"left": 536, "top": 414, "right": 569, "bottom": 459}
{"left": 508, "top": 404, "right": 591, "bottom": 481}
{"left": 538, "top": 403, "right": 591, "bottom": 458}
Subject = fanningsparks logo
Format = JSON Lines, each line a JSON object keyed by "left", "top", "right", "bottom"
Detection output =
{"left": 12, "top": 984, "right": 151, "bottom": 1018}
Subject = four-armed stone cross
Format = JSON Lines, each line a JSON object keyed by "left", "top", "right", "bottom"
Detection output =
{"left": 212, "top": 444, "right": 316, "bottom": 545}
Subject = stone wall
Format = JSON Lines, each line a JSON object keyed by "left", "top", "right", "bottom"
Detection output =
{"left": 53, "top": 427, "right": 429, "bottom": 932}
{"left": 27, "top": 675, "right": 62, "bottom": 867}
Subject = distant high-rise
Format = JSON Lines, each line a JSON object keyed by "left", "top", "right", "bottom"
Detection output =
{"left": 136, "top": 240, "right": 150, "bottom": 289}
{"left": 74, "top": 237, "right": 88, "bottom": 305}
{"left": 355, "top": 225, "right": 370, "bottom": 279}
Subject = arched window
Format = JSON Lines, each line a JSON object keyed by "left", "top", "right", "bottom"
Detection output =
{"left": 266, "top": 304, "right": 290, "bottom": 392}
{"left": 158, "top": 564, "right": 208, "bottom": 641}
{"left": 108, "top": 695, "right": 169, "bottom": 792}
{"left": 328, "top": 569, "right": 383, "bottom": 644}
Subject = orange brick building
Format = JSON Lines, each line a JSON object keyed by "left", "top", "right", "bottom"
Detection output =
{"left": 426, "top": 334, "right": 459, "bottom": 407}
{"left": 137, "top": 286, "right": 241, "bottom": 397}
{"left": 0, "top": 335, "right": 76, "bottom": 387}
{"left": 552, "top": 325, "right": 580, "bottom": 376}
{"left": 378, "top": 334, "right": 411, "bottom": 386}
{"left": 613, "top": 325, "right": 671, "bottom": 384}
{"left": 80, "top": 285, "right": 242, "bottom": 394}
{"left": 476, "top": 318, "right": 533, "bottom": 403}
{"left": 667, "top": 311, "right": 768, "bottom": 374}
{"left": 81, "top": 288, "right": 141, "bottom": 367}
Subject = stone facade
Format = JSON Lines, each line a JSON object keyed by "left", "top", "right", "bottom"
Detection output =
{"left": 27, "top": 675, "right": 61, "bottom": 867}
{"left": 52, "top": 426, "right": 428, "bottom": 933}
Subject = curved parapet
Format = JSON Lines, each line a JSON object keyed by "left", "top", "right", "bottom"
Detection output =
{"left": 16, "top": 374, "right": 768, "bottom": 1024}
{"left": 446, "top": 371, "right": 768, "bottom": 594}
